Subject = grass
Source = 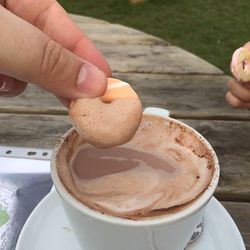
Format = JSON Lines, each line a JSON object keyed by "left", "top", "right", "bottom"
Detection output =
{"left": 59, "top": 0, "right": 250, "bottom": 75}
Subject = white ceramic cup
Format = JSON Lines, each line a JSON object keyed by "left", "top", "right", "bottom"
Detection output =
{"left": 51, "top": 107, "right": 219, "bottom": 250}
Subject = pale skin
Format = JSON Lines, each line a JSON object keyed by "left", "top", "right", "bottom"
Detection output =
{"left": 4, "top": 1, "right": 246, "bottom": 111}
{"left": 226, "top": 42, "right": 250, "bottom": 109}
{"left": 0, "top": 0, "right": 111, "bottom": 107}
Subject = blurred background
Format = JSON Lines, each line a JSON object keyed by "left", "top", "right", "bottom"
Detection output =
{"left": 59, "top": 0, "right": 250, "bottom": 75}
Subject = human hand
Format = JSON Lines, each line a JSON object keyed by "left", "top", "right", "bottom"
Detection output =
{"left": 0, "top": 0, "right": 111, "bottom": 107}
{"left": 226, "top": 42, "right": 250, "bottom": 109}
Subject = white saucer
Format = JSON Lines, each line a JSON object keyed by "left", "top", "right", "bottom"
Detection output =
{"left": 16, "top": 191, "right": 246, "bottom": 250}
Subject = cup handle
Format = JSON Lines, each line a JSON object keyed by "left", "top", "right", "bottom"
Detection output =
{"left": 144, "top": 107, "right": 170, "bottom": 118}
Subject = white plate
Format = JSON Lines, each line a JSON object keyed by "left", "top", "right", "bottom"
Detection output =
{"left": 16, "top": 191, "right": 246, "bottom": 250}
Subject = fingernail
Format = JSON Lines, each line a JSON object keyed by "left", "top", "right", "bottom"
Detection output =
{"left": 76, "top": 64, "right": 107, "bottom": 96}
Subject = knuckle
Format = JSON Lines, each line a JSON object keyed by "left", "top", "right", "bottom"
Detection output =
{"left": 227, "top": 79, "right": 234, "bottom": 89}
{"left": 232, "top": 98, "right": 243, "bottom": 108}
{"left": 238, "top": 88, "right": 250, "bottom": 102}
{"left": 226, "top": 92, "right": 243, "bottom": 108}
{"left": 41, "top": 40, "right": 67, "bottom": 78}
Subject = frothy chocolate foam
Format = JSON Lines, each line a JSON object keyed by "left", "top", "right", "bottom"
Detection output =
{"left": 57, "top": 115, "right": 215, "bottom": 219}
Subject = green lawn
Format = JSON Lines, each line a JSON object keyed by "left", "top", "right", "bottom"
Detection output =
{"left": 59, "top": 0, "right": 250, "bottom": 75}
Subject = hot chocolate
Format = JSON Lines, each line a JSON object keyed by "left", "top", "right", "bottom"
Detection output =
{"left": 56, "top": 114, "right": 214, "bottom": 220}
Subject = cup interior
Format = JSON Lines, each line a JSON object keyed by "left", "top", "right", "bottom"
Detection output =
{"left": 51, "top": 113, "right": 219, "bottom": 226}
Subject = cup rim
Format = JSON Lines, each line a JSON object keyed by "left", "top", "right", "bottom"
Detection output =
{"left": 51, "top": 113, "right": 219, "bottom": 227}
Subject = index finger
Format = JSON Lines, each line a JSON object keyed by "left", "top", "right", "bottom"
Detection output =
{"left": 5, "top": 0, "right": 111, "bottom": 76}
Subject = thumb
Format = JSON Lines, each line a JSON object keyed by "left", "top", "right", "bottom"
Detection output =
{"left": 36, "top": 40, "right": 107, "bottom": 98}
{"left": 0, "top": 6, "right": 107, "bottom": 99}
